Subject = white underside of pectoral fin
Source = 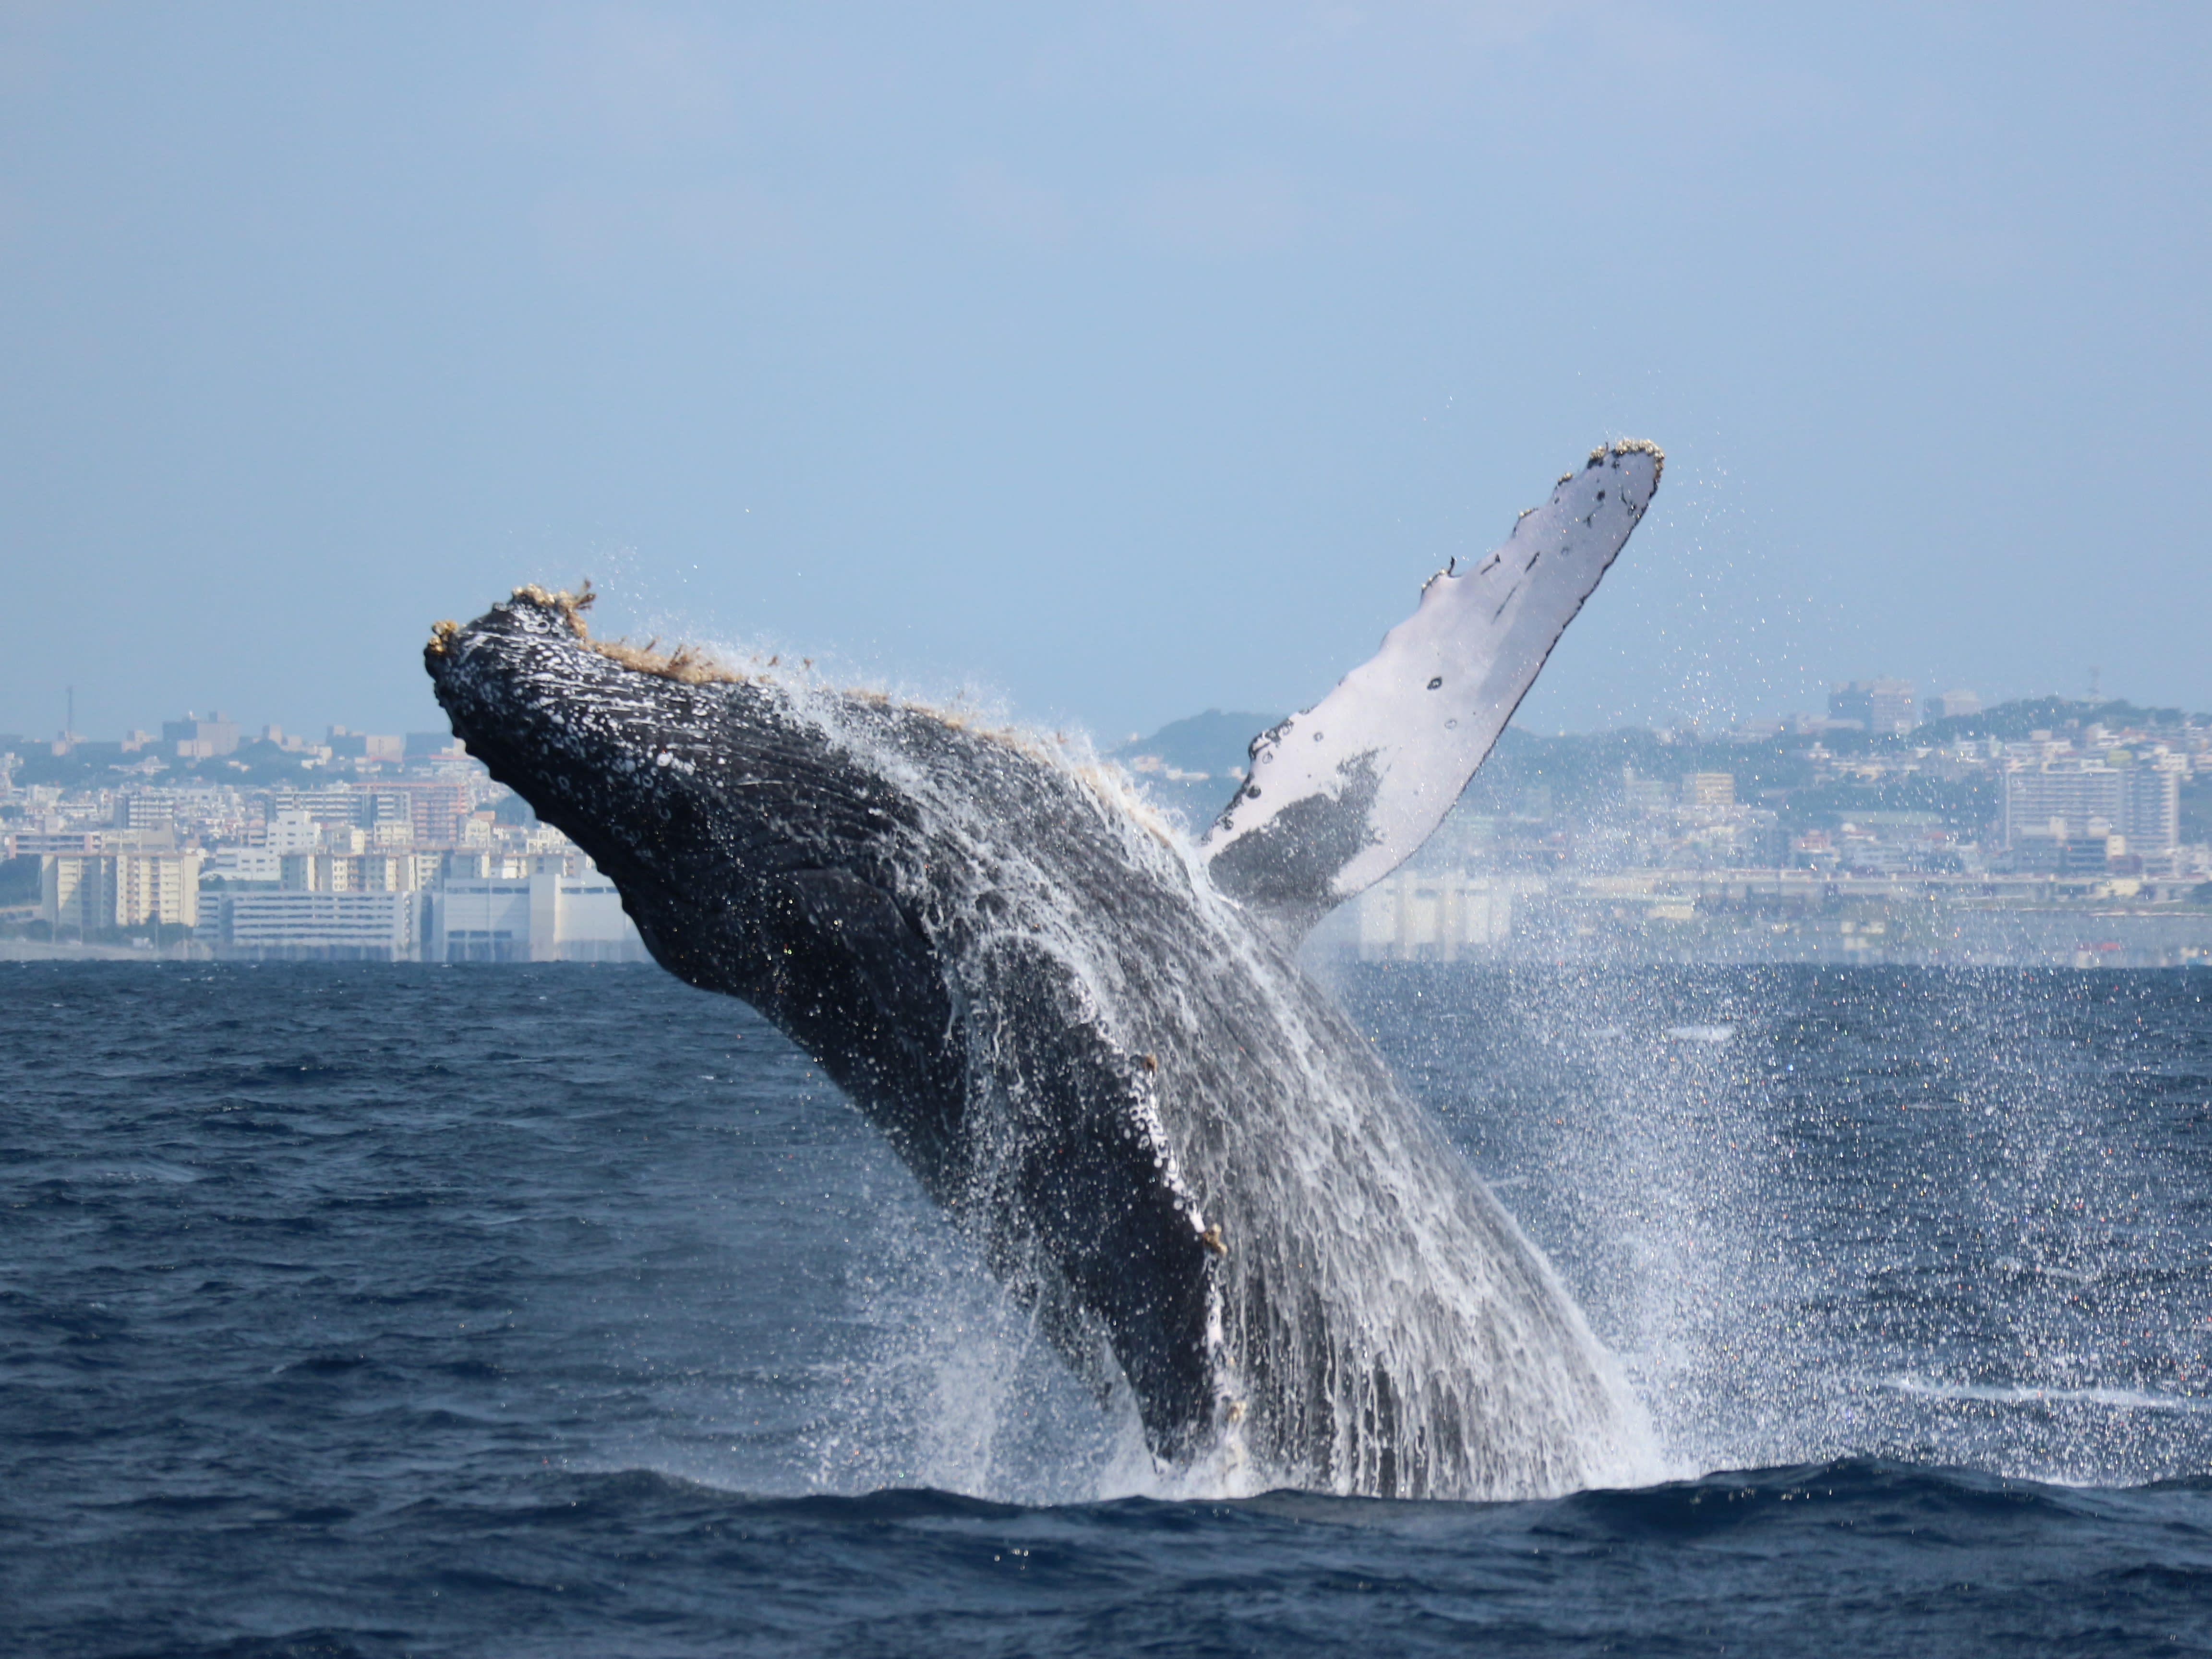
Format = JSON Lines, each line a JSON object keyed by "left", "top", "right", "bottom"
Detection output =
{"left": 1202, "top": 440, "right": 1662, "bottom": 933}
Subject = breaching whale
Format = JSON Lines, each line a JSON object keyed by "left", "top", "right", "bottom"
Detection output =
{"left": 425, "top": 440, "right": 1663, "bottom": 1498}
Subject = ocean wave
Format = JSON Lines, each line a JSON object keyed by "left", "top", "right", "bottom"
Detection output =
{"left": 1878, "top": 1375, "right": 2212, "bottom": 1414}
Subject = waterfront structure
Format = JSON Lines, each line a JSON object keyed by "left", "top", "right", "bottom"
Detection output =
{"left": 1353, "top": 870, "right": 1517, "bottom": 961}
{"left": 200, "top": 889, "right": 418, "bottom": 961}
{"left": 4, "top": 692, "right": 2208, "bottom": 966}
{"left": 426, "top": 872, "right": 647, "bottom": 962}
{"left": 183, "top": 868, "right": 646, "bottom": 962}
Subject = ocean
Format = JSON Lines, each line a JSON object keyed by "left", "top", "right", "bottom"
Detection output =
{"left": 5, "top": 961, "right": 2209, "bottom": 1656}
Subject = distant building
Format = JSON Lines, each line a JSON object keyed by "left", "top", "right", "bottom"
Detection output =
{"left": 1681, "top": 772, "right": 1736, "bottom": 806}
{"left": 2003, "top": 837, "right": 2125, "bottom": 877}
{"left": 425, "top": 872, "right": 649, "bottom": 963}
{"left": 269, "top": 786, "right": 360, "bottom": 826}
{"left": 202, "top": 847, "right": 285, "bottom": 884}
{"left": 256, "top": 725, "right": 323, "bottom": 754}
{"left": 1354, "top": 871, "right": 1514, "bottom": 961}
{"left": 114, "top": 851, "right": 201, "bottom": 930}
{"left": 115, "top": 792, "right": 174, "bottom": 830}
{"left": 199, "top": 889, "right": 420, "bottom": 961}
{"left": 1622, "top": 770, "right": 1672, "bottom": 813}
{"left": 12, "top": 828, "right": 114, "bottom": 857}
{"left": 326, "top": 727, "right": 403, "bottom": 761}
{"left": 1828, "top": 679, "right": 1917, "bottom": 734}
{"left": 265, "top": 809, "right": 321, "bottom": 854}
{"left": 258, "top": 780, "right": 473, "bottom": 844}
{"left": 2004, "top": 760, "right": 2180, "bottom": 855}
{"left": 2122, "top": 762, "right": 2184, "bottom": 853}
{"left": 405, "top": 732, "right": 465, "bottom": 760}
{"left": 163, "top": 712, "right": 240, "bottom": 759}
{"left": 392, "top": 780, "right": 473, "bottom": 844}
{"left": 1931, "top": 689, "right": 1983, "bottom": 721}
{"left": 42, "top": 850, "right": 201, "bottom": 933}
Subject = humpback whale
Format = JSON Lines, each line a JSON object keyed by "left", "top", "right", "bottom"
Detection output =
{"left": 426, "top": 440, "right": 1663, "bottom": 1499}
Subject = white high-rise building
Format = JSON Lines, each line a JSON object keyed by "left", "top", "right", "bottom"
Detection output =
{"left": 41, "top": 850, "right": 201, "bottom": 932}
{"left": 2004, "top": 761, "right": 2180, "bottom": 854}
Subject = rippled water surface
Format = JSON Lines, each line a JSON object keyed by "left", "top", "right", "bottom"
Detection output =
{"left": 5, "top": 962, "right": 2210, "bottom": 1656}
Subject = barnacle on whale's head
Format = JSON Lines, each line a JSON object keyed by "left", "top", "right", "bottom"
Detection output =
{"left": 488, "top": 580, "right": 748, "bottom": 686}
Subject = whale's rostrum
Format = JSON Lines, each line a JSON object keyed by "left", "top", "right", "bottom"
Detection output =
{"left": 425, "top": 440, "right": 1664, "bottom": 1498}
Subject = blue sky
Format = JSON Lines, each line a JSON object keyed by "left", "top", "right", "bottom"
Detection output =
{"left": 3, "top": 2, "right": 2206, "bottom": 745}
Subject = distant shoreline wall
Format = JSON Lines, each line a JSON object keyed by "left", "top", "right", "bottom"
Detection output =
{"left": 1306, "top": 868, "right": 2212, "bottom": 970}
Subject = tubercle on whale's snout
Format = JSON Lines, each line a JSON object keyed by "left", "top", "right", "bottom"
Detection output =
{"left": 511, "top": 581, "right": 596, "bottom": 639}
{"left": 422, "top": 595, "right": 674, "bottom": 799}
{"left": 426, "top": 584, "right": 751, "bottom": 689}
{"left": 428, "top": 588, "right": 1093, "bottom": 765}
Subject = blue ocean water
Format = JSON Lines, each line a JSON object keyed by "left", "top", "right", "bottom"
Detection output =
{"left": 4, "top": 961, "right": 2210, "bottom": 1657}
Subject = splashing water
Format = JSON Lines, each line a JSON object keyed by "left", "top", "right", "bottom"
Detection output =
{"left": 1352, "top": 962, "right": 2212, "bottom": 1491}
{"left": 684, "top": 681, "right": 1675, "bottom": 1503}
{"left": 759, "top": 957, "right": 2212, "bottom": 1506}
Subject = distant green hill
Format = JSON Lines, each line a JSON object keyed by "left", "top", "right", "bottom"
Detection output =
{"left": 1110, "top": 693, "right": 2206, "bottom": 844}
{"left": 1111, "top": 710, "right": 1279, "bottom": 780}
{"left": 1912, "top": 696, "right": 2206, "bottom": 744}
{"left": 1107, "top": 710, "right": 1279, "bottom": 832}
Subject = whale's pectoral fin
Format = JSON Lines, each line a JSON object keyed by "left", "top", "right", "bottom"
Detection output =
{"left": 1200, "top": 440, "right": 1662, "bottom": 939}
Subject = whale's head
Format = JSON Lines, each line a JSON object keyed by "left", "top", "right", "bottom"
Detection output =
{"left": 424, "top": 588, "right": 795, "bottom": 909}
{"left": 425, "top": 589, "right": 966, "bottom": 1152}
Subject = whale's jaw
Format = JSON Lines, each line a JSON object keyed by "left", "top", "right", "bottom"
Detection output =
{"left": 423, "top": 597, "right": 950, "bottom": 1084}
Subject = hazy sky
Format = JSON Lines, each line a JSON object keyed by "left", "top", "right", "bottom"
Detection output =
{"left": 4, "top": 3, "right": 2207, "bottom": 746}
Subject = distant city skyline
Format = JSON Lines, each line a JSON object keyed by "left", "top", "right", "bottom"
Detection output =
{"left": 9, "top": 664, "right": 2207, "bottom": 968}
{"left": 4, "top": 667, "right": 2200, "bottom": 754}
